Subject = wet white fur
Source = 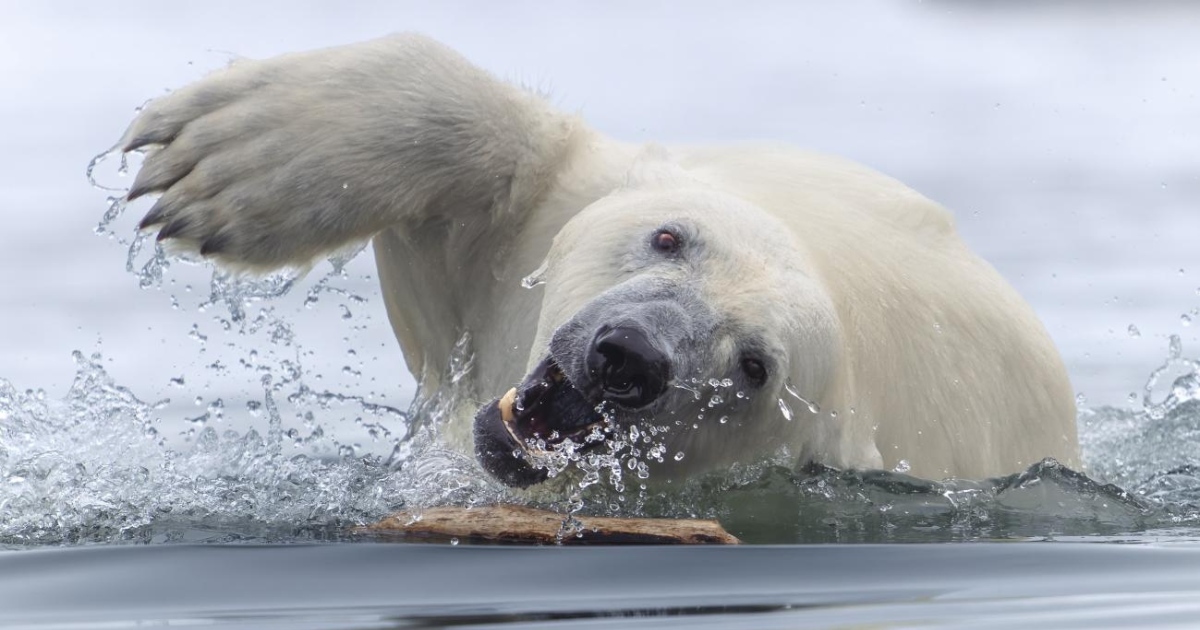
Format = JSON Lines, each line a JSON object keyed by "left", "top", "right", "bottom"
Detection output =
{"left": 122, "top": 34, "right": 1078, "bottom": 480}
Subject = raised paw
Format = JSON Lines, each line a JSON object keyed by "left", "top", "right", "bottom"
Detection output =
{"left": 119, "top": 33, "right": 567, "bottom": 271}
{"left": 121, "top": 35, "right": 441, "bottom": 270}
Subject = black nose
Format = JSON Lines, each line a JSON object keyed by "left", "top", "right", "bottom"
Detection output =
{"left": 586, "top": 327, "right": 670, "bottom": 408}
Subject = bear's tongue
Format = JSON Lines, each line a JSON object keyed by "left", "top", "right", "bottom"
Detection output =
{"left": 500, "top": 356, "right": 606, "bottom": 448}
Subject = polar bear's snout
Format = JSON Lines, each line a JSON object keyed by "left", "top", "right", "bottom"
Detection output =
{"left": 585, "top": 326, "right": 671, "bottom": 409}
{"left": 472, "top": 280, "right": 711, "bottom": 487}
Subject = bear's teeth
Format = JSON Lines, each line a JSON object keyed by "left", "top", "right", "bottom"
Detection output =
{"left": 499, "top": 387, "right": 518, "bottom": 429}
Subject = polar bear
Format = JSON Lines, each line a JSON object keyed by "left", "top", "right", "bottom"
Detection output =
{"left": 119, "top": 34, "right": 1078, "bottom": 487}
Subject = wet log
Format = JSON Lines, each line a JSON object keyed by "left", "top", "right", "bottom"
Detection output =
{"left": 363, "top": 504, "right": 740, "bottom": 545}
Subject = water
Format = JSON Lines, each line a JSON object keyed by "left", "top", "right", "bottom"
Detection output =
{"left": 3, "top": 543, "right": 1200, "bottom": 629}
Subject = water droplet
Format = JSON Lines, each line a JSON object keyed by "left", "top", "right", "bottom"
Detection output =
{"left": 1127, "top": 392, "right": 1138, "bottom": 404}
{"left": 718, "top": 416, "right": 729, "bottom": 424}
{"left": 893, "top": 459, "right": 911, "bottom": 473}
{"left": 673, "top": 452, "right": 685, "bottom": 461}
{"left": 777, "top": 398, "right": 794, "bottom": 421}
{"left": 1075, "top": 392, "right": 1087, "bottom": 408}
{"left": 1168, "top": 334, "right": 1182, "bottom": 360}
{"left": 673, "top": 383, "right": 703, "bottom": 401}
{"left": 188, "top": 324, "right": 208, "bottom": 344}
{"left": 168, "top": 376, "right": 185, "bottom": 388}
{"left": 1127, "top": 324, "right": 1141, "bottom": 338}
{"left": 783, "top": 381, "right": 820, "bottom": 414}
{"left": 1182, "top": 314, "right": 1193, "bottom": 327}
{"left": 450, "top": 537, "right": 459, "bottom": 546}
{"left": 636, "top": 462, "right": 650, "bottom": 479}
{"left": 708, "top": 394, "right": 723, "bottom": 407}
{"left": 720, "top": 378, "right": 733, "bottom": 388}
{"left": 520, "top": 259, "right": 549, "bottom": 289}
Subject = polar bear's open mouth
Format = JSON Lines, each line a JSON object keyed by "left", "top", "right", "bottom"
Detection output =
{"left": 473, "top": 356, "right": 607, "bottom": 487}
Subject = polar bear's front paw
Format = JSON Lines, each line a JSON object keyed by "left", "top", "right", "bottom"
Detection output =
{"left": 119, "top": 38, "right": 419, "bottom": 270}
{"left": 119, "top": 33, "right": 552, "bottom": 271}
{"left": 123, "top": 72, "right": 329, "bottom": 269}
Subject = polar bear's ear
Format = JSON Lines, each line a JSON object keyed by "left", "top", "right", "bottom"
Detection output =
{"left": 622, "top": 144, "right": 701, "bottom": 190}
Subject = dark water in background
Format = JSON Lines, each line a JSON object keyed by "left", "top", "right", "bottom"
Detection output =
{"left": 3, "top": 1, "right": 1200, "bottom": 627}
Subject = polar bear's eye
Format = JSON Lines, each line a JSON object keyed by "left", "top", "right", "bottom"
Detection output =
{"left": 650, "top": 229, "right": 681, "bottom": 254}
{"left": 740, "top": 357, "right": 768, "bottom": 386}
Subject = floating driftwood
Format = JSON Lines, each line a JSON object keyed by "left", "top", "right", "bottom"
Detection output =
{"left": 363, "top": 504, "right": 740, "bottom": 545}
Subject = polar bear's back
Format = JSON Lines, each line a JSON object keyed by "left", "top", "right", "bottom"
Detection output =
{"left": 677, "top": 145, "right": 1078, "bottom": 478}
{"left": 679, "top": 146, "right": 955, "bottom": 239}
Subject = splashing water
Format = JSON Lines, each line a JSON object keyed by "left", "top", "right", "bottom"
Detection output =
{"left": 1080, "top": 336, "right": 1200, "bottom": 507}
{"left": 0, "top": 352, "right": 398, "bottom": 545}
{"left": 6, "top": 324, "right": 1200, "bottom": 545}
{"left": 0, "top": 271, "right": 512, "bottom": 545}
{"left": 4, "top": 147, "right": 1200, "bottom": 546}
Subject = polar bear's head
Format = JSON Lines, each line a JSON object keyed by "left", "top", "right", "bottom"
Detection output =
{"left": 474, "top": 159, "right": 842, "bottom": 488}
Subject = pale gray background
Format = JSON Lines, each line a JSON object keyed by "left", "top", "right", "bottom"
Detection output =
{"left": 2, "top": 1, "right": 1198, "bottom": 416}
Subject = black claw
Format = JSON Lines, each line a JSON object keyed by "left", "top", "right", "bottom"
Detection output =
{"left": 122, "top": 116, "right": 175, "bottom": 153}
{"left": 124, "top": 133, "right": 176, "bottom": 154}
{"left": 127, "top": 169, "right": 170, "bottom": 201}
{"left": 127, "top": 181, "right": 154, "bottom": 202}
{"left": 123, "top": 136, "right": 153, "bottom": 153}
{"left": 156, "top": 217, "right": 191, "bottom": 242}
{"left": 138, "top": 202, "right": 171, "bottom": 230}
{"left": 199, "top": 233, "right": 230, "bottom": 257}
